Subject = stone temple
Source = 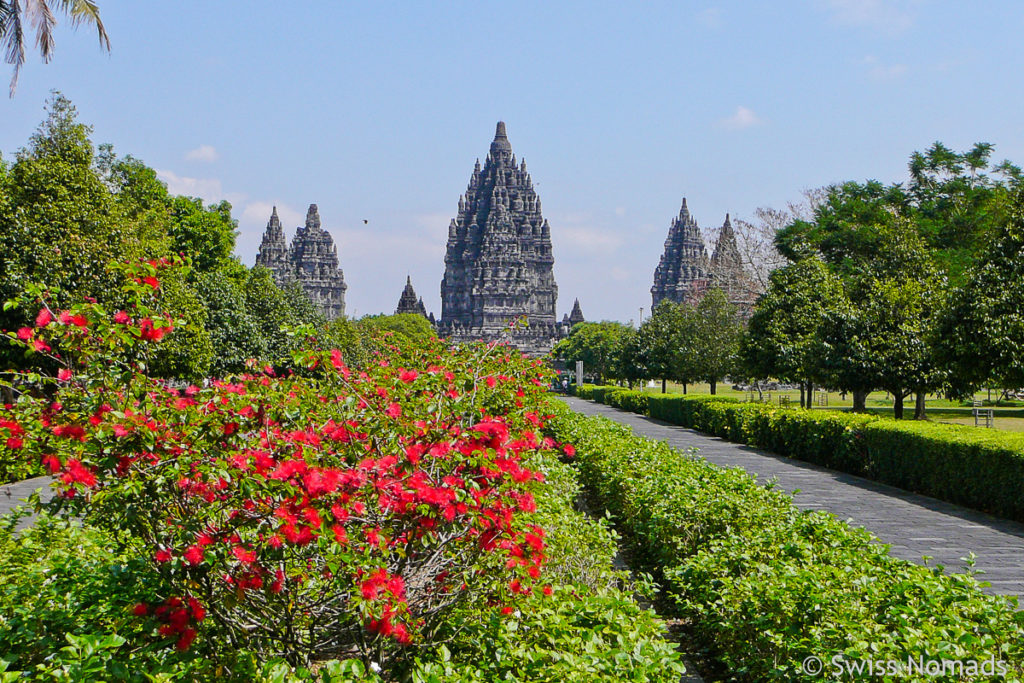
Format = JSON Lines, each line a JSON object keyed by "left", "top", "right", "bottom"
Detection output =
{"left": 255, "top": 204, "right": 347, "bottom": 320}
{"left": 651, "top": 199, "right": 757, "bottom": 316}
{"left": 394, "top": 276, "right": 430, "bottom": 320}
{"left": 439, "top": 122, "right": 574, "bottom": 353}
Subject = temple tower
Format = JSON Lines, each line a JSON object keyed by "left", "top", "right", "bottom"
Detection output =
{"left": 254, "top": 204, "right": 347, "bottom": 320}
{"left": 651, "top": 198, "right": 709, "bottom": 308}
{"left": 439, "top": 122, "right": 560, "bottom": 352}
{"left": 395, "top": 276, "right": 429, "bottom": 318}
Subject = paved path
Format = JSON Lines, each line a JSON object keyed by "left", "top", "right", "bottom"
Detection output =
{"left": 0, "top": 475, "right": 55, "bottom": 530}
{"left": 561, "top": 397, "right": 1024, "bottom": 603}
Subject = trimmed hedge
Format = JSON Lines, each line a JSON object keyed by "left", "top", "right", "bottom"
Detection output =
{"left": 546, "top": 403, "right": 1024, "bottom": 681}
{"left": 581, "top": 390, "right": 1024, "bottom": 523}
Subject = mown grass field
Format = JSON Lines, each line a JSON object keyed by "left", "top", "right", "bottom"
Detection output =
{"left": 624, "top": 382, "right": 1024, "bottom": 431}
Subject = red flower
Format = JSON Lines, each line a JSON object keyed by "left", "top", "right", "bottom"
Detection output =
{"left": 399, "top": 369, "right": 418, "bottom": 383}
{"left": 16, "top": 327, "right": 32, "bottom": 340}
{"left": 143, "top": 276, "right": 160, "bottom": 290}
{"left": 232, "top": 546, "right": 257, "bottom": 564}
{"left": 132, "top": 602, "right": 149, "bottom": 616}
{"left": 35, "top": 308, "right": 53, "bottom": 328}
{"left": 57, "top": 368, "right": 72, "bottom": 382}
{"left": 155, "top": 549, "right": 172, "bottom": 563}
{"left": 485, "top": 376, "right": 497, "bottom": 388}
{"left": 32, "top": 338, "right": 51, "bottom": 353}
{"left": 563, "top": 444, "right": 576, "bottom": 458}
{"left": 183, "top": 545, "right": 204, "bottom": 566}
{"left": 385, "top": 403, "right": 401, "bottom": 418}
{"left": 187, "top": 596, "right": 206, "bottom": 622}
{"left": 113, "top": 310, "right": 130, "bottom": 324}
{"left": 176, "top": 628, "right": 197, "bottom": 651}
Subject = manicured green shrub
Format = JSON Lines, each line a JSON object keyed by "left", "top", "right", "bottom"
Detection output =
{"left": 604, "top": 388, "right": 649, "bottom": 414}
{"left": 614, "top": 392, "right": 1024, "bottom": 522}
{"left": 588, "top": 385, "right": 621, "bottom": 403}
{"left": 861, "top": 421, "right": 1024, "bottom": 521}
{"left": 547, "top": 403, "right": 1024, "bottom": 681}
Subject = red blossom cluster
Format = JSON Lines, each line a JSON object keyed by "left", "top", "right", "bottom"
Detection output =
{"left": 0, "top": 262, "right": 579, "bottom": 663}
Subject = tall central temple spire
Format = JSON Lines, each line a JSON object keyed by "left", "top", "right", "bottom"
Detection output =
{"left": 439, "top": 122, "right": 560, "bottom": 352}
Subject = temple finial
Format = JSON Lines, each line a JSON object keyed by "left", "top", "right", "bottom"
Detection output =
{"left": 495, "top": 121, "right": 507, "bottom": 139}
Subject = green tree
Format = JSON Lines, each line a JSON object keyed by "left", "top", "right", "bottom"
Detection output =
{"left": 636, "top": 301, "right": 700, "bottom": 394}
{"left": 169, "top": 196, "right": 237, "bottom": 273}
{"left": 551, "top": 321, "right": 632, "bottom": 385}
{"left": 692, "top": 288, "right": 742, "bottom": 395}
{"left": 194, "top": 267, "right": 266, "bottom": 377}
{"left": 742, "top": 257, "right": 846, "bottom": 408}
{"left": 357, "top": 313, "right": 437, "bottom": 349}
{"left": 935, "top": 190, "right": 1024, "bottom": 396}
{"left": 0, "top": 95, "right": 134, "bottom": 370}
{"left": 2, "top": 1, "right": 110, "bottom": 95}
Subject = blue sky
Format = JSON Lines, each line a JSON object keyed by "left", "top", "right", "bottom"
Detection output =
{"left": 3, "top": 1, "right": 1022, "bottom": 322}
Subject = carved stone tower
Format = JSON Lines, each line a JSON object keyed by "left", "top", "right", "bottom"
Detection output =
{"left": 439, "top": 122, "right": 560, "bottom": 352}
{"left": 709, "top": 213, "right": 757, "bottom": 317}
{"left": 651, "top": 198, "right": 709, "bottom": 308}
{"left": 395, "top": 276, "right": 428, "bottom": 318}
{"left": 254, "top": 204, "right": 347, "bottom": 320}
{"left": 255, "top": 207, "right": 290, "bottom": 277}
{"left": 568, "top": 298, "right": 585, "bottom": 326}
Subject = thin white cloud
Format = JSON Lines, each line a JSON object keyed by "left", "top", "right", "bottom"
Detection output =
{"left": 614, "top": 206, "right": 627, "bottom": 217}
{"left": 241, "top": 201, "right": 304, "bottom": 231}
{"left": 861, "top": 55, "right": 909, "bottom": 81}
{"left": 822, "top": 0, "right": 917, "bottom": 36}
{"left": 156, "top": 169, "right": 246, "bottom": 207}
{"left": 184, "top": 145, "right": 219, "bottom": 163}
{"left": 718, "top": 106, "right": 762, "bottom": 130}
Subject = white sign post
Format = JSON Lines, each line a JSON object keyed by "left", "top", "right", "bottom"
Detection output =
{"left": 576, "top": 360, "right": 583, "bottom": 386}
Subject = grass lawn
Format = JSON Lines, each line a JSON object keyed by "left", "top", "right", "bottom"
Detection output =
{"left": 624, "top": 381, "right": 1024, "bottom": 432}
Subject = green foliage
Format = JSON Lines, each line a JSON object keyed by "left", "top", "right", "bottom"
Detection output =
{"left": 585, "top": 390, "right": 1024, "bottom": 523}
{"left": 936, "top": 190, "right": 1024, "bottom": 395}
{"left": 356, "top": 313, "right": 436, "bottom": 350}
{"left": 742, "top": 256, "right": 845, "bottom": 386}
{"left": 692, "top": 288, "right": 742, "bottom": 390}
{"left": 552, "top": 321, "right": 633, "bottom": 385}
{"left": 547, "top": 404, "right": 1024, "bottom": 681}
{"left": 168, "top": 196, "right": 237, "bottom": 273}
{"left": 193, "top": 266, "right": 267, "bottom": 376}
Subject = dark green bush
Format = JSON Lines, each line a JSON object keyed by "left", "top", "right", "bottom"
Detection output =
{"left": 547, "top": 403, "right": 1024, "bottom": 681}
{"left": 610, "top": 392, "right": 1024, "bottom": 523}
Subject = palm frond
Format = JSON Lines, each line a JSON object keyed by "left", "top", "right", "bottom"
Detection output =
{"left": 3, "top": 0, "right": 25, "bottom": 96}
{"left": 57, "top": 0, "right": 108, "bottom": 49}
{"left": 25, "top": 0, "right": 57, "bottom": 63}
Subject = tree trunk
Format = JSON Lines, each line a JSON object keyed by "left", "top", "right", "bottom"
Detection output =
{"left": 682, "top": 382, "right": 687, "bottom": 394}
{"left": 710, "top": 380, "right": 717, "bottom": 395}
{"left": 0, "top": 386, "right": 13, "bottom": 406}
{"left": 661, "top": 379, "right": 667, "bottom": 394}
{"left": 893, "top": 390, "right": 904, "bottom": 420}
{"left": 852, "top": 389, "right": 867, "bottom": 412}
{"left": 806, "top": 382, "right": 814, "bottom": 409}
{"left": 799, "top": 382, "right": 806, "bottom": 409}
{"left": 914, "top": 391, "right": 926, "bottom": 420}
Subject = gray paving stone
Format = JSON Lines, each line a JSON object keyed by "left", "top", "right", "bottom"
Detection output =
{"left": 560, "top": 396, "right": 1024, "bottom": 603}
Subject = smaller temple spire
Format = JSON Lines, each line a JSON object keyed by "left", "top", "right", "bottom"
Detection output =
{"left": 396, "top": 276, "right": 429, "bottom": 318}
{"left": 569, "top": 298, "right": 585, "bottom": 326}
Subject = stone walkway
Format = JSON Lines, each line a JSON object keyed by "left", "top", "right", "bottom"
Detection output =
{"left": 561, "top": 396, "right": 1024, "bottom": 603}
{"left": 0, "top": 475, "right": 55, "bottom": 530}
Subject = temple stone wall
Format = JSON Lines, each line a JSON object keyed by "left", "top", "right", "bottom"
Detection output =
{"left": 255, "top": 204, "right": 347, "bottom": 320}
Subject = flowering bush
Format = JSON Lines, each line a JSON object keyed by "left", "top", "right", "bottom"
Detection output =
{"left": 0, "top": 260, "right": 562, "bottom": 670}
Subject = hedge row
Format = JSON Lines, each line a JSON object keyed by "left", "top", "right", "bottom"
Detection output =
{"left": 546, "top": 403, "right": 1024, "bottom": 681}
{"left": 578, "top": 386, "right": 1024, "bottom": 523}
